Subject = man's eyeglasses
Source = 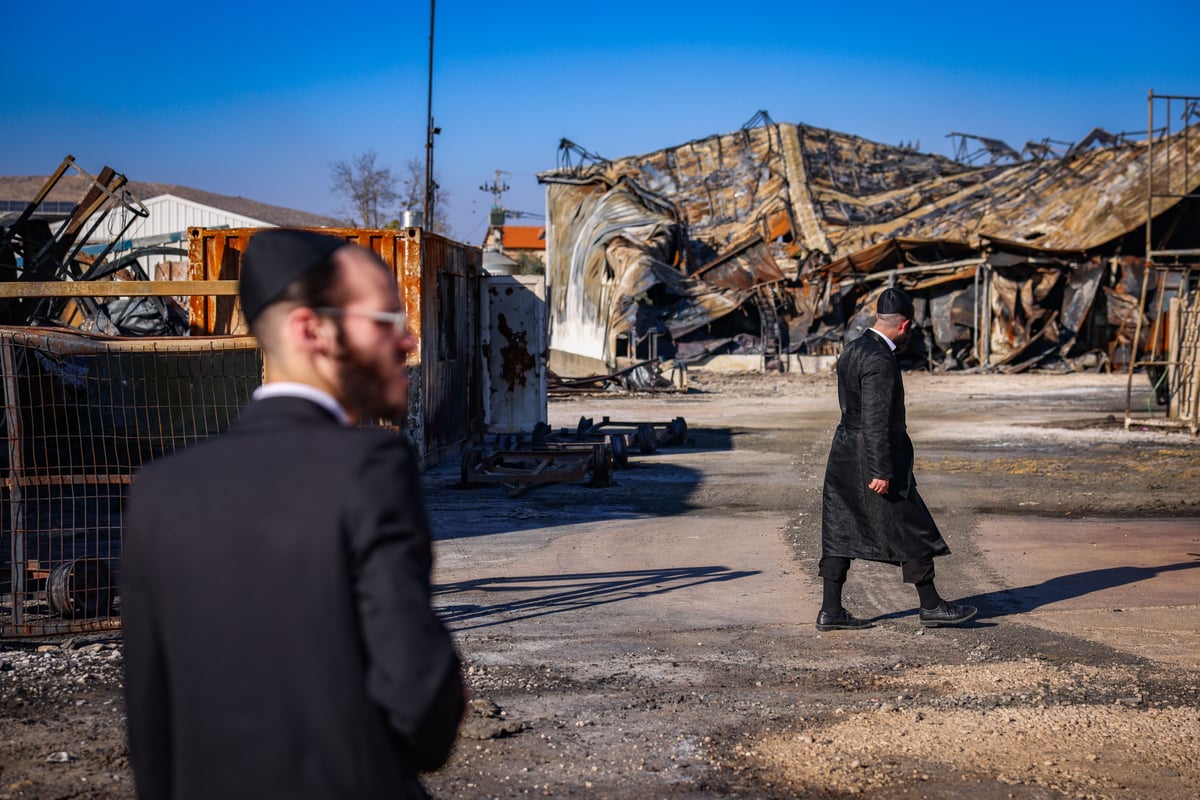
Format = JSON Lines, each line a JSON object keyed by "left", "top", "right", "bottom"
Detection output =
{"left": 315, "top": 307, "right": 408, "bottom": 333}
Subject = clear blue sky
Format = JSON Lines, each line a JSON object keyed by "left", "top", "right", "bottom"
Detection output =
{"left": 3, "top": 1, "right": 1197, "bottom": 245}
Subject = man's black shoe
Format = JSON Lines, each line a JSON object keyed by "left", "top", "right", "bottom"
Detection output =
{"left": 918, "top": 601, "right": 978, "bottom": 627}
{"left": 815, "top": 608, "right": 874, "bottom": 631}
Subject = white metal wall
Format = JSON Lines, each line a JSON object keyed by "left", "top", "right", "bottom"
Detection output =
{"left": 86, "top": 194, "right": 271, "bottom": 275}
{"left": 481, "top": 274, "right": 547, "bottom": 434}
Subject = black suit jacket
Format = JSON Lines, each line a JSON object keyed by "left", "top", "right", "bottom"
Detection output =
{"left": 821, "top": 330, "right": 949, "bottom": 562}
{"left": 121, "top": 397, "right": 463, "bottom": 800}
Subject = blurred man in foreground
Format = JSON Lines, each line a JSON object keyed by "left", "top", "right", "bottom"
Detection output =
{"left": 122, "top": 229, "right": 463, "bottom": 799}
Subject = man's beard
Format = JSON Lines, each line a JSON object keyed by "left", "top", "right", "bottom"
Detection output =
{"left": 337, "top": 357, "right": 404, "bottom": 422}
{"left": 893, "top": 327, "right": 913, "bottom": 353}
{"left": 333, "top": 328, "right": 406, "bottom": 422}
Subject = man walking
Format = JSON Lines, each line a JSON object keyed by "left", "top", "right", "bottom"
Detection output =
{"left": 121, "top": 229, "right": 464, "bottom": 799}
{"left": 816, "top": 287, "right": 976, "bottom": 631}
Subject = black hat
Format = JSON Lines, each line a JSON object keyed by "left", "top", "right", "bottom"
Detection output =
{"left": 877, "top": 287, "right": 915, "bottom": 319}
{"left": 239, "top": 229, "right": 348, "bottom": 325}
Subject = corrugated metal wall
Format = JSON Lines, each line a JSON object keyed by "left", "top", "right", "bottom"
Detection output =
{"left": 139, "top": 195, "right": 267, "bottom": 239}
{"left": 418, "top": 235, "right": 481, "bottom": 461}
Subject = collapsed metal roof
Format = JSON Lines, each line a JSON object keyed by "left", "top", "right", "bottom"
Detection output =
{"left": 538, "top": 112, "right": 1200, "bottom": 374}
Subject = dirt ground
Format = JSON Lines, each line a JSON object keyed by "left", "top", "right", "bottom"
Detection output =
{"left": 1, "top": 370, "right": 1198, "bottom": 799}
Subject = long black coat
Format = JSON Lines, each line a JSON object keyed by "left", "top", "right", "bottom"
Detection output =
{"left": 821, "top": 330, "right": 950, "bottom": 562}
{"left": 121, "top": 397, "right": 464, "bottom": 800}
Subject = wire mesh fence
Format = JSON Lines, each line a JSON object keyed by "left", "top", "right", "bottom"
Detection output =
{"left": 0, "top": 328, "right": 261, "bottom": 637}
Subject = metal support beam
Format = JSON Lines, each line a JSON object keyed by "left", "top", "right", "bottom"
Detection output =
{"left": 0, "top": 280, "right": 239, "bottom": 298}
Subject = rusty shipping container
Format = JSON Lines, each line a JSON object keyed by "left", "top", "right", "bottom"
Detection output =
{"left": 187, "top": 226, "right": 483, "bottom": 466}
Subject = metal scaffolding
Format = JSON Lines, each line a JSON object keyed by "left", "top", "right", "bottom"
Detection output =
{"left": 1125, "top": 91, "right": 1200, "bottom": 434}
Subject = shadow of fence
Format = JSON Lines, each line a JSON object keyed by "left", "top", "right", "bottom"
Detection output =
{"left": 434, "top": 565, "right": 760, "bottom": 631}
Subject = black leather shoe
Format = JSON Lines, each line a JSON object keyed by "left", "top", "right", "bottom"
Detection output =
{"left": 815, "top": 608, "right": 874, "bottom": 631}
{"left": 919, "top": 601, "right": 978, "bottom": 627}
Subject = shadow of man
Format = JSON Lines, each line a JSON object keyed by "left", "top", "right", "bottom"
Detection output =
{"left": 872, "top": 560, "right": 1200, "bottom": 623}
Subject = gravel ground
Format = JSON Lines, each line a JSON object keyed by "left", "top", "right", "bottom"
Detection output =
{"left": 1, "top": 370, "right": 1198, "bottom": 799}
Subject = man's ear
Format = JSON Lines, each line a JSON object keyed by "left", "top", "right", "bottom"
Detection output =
{"left": 899, "top": 318, "right": 914, "bottom": 334}
{"left": 287, "top": 306, "right": 328, "bottom": 354}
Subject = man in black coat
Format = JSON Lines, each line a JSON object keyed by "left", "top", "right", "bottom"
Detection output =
{"left": 816, "top": 287, "right": 976, "bottom": 631}
{"left": 121, "top": 229, "right": 464, "bottom": 799}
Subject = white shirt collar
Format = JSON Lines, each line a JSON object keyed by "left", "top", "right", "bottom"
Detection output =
{"left": 869, "top": 327, "right": 898, "bottom": 351}
{"left": 251, "top": 382, "right": 351, "bottom": 426}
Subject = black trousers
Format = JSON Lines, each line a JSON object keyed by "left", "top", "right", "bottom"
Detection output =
{"left": 818, "top": 555, "right": 935, "bottom": 585}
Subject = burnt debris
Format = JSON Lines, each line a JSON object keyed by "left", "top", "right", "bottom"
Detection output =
{"left": 0, "top": 156, "right": 188, "bottom": 336}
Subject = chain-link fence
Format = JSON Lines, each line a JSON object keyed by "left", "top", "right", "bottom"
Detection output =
{"left": 0, "top": 329, "right": 260, "bottom": 637}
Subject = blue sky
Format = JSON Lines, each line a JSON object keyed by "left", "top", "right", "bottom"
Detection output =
{"left": 3, "top": 1, "right": 1197, "bottom": 244}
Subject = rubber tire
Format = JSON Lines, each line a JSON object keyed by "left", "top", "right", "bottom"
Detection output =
{"left": 460, "top": 446, "right": 485, "bottom": 486}
{"left": 668, "top": 417, "right": 688, "bottom": 445}
{"left": 636, "top": 423, "right": 658, "bottom": 454}
{"left": 590, "top": 446, "right": 613, "bottom": 487}
{"left": 608, "top": 434, "right": 629, "bottom": 468}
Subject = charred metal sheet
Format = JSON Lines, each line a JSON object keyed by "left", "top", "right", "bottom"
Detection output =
{"left": 693, "top": 237, "right": 786, "bottom": 289}
{"left": 543, "top": 179, "right": 747, "bottom": 364}
{"left": 987, "top": 265, "right": 1062, "bottom": 355}
{"left": 824, "top": 238, "right": 978, "bottom": 276}
{"left": 929, "top": 286, "right": 976, "bottom": 357}
{"left": 1058, "top": 259, "right": 1105, "bottom": 354}
{"left": 1104, "top": 285, "right": 1147, "bottom": 350}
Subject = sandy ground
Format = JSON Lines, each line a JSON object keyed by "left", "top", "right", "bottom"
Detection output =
{"left": 1, "top": 370, "right": 1198, "bottom": 799}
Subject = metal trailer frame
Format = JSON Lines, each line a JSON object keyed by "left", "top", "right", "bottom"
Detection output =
{"left": 575, "top": 415, "right": 689, "bottom": 454}
{"left": 459, "top": 442, "right": 613, "bottom": 496}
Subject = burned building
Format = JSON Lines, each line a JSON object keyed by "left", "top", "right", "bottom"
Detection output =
{"left": 538, "top": 110, "right": 1200, "bottom": 378}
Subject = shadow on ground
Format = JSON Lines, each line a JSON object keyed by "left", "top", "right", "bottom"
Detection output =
{"left": 872, "top": 560, "right": 1200, "bottom": 624}
{"left": 433, "top": 566, "right": 760, "bottom": 631}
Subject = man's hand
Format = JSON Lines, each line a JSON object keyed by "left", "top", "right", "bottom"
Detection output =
{"left": 868, "top": 477, "right": 890, "bottom": 495}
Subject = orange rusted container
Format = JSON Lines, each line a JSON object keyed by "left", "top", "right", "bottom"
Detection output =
{"left": 187, "top": 226, "right": 483, "bottom": 465}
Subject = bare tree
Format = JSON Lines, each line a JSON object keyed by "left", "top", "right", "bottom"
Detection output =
{"left": 396, "top": 157, "right": 452, "bottom": 236}
{"left": 330, "top": 151, "right": 399, "bottom": 228}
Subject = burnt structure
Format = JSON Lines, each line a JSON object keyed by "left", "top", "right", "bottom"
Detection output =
{"left": 539, "top": 110, "right": 1200, "bottom": 378}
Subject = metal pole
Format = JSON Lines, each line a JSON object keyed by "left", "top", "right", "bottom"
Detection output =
{"left": 973, "top": 262, "right": 981, "bottom": 365}
{"left": 1189, "top": 291, "right": 1200, "bottom": 435}
{"left": 1128, "top": 90, "right": 1156, "bottom": 426}
{"left": 423, "top": 0, "right": 436, "bottom": 230}
{"left": 981, "top": 263, "right": 992, "bottom": 367}
{"left": 1146, "top": 89, "right": 1154, "bottom": 261}
{"left": 2, "top": 337, "right": 26, "bottom": 628}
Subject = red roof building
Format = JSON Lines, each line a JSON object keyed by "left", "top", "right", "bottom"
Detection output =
{"left": 484, "top": 224, "right": 545, "bottom": 272}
